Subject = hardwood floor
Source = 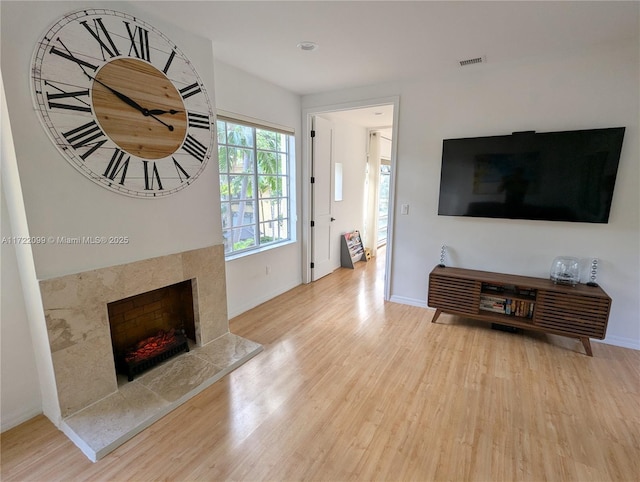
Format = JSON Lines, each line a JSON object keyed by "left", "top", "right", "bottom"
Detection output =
{"left": 2, "top": 252, "right": 639, "bottom": 481}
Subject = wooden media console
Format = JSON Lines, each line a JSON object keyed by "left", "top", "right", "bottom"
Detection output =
{"left": 428, "top": 266, "right": 611, "bottom": 356}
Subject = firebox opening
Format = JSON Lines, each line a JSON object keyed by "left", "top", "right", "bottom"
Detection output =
{"left": 107, "top": 279, "right": 196, "bottom": 381}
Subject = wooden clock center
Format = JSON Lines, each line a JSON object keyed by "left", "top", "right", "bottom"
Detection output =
{"left": 92, "top": 58, "right": 188, "bottom": 160}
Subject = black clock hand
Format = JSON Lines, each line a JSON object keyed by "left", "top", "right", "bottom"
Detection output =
{"left": 88, "top": 75, "right": 147, "bottom": 114}
{"left": 146, "top": 113, "right": 174, "bottom": 131}
{"left": 85, "top": 73, "right": 174, "bottom": 131}
{"left": 147, "top": 109, "right": 182, "bottom": 115}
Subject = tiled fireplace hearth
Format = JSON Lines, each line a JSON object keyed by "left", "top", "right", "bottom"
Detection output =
{"left": 38, "top": 245, "right": 262, "bottom": 461}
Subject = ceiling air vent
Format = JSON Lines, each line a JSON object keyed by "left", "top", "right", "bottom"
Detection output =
{"left": 459, "top": 56, "right": 485, "bottom": 67}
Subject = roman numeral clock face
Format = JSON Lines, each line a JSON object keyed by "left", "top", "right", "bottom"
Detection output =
{"left": 31, "top": 9, "right": 214, "bottom": 197}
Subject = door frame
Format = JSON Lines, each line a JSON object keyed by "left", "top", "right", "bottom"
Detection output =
{"left": 301, "top": 96, "right": 400, "bottom": 301}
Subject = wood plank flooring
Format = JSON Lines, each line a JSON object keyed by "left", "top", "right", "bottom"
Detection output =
{"left": 2, "top": 252, "right": 639, "bottom": 481}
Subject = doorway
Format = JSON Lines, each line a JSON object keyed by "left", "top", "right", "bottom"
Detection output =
{"left": 302, "top": 97, "right": 399, "bottom": 300}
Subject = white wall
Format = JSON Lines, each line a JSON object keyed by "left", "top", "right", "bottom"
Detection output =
{"left": 2, "top": 69, "right": 61, "bottom": 428}
{"left": 213, "top": 61, "right": 303, "bottom": 318}
{"left": 303, "top": 40, "right": 640, "bottom": 349}
{"left": 1, "top": 188, "right": 42, "bottom": 431}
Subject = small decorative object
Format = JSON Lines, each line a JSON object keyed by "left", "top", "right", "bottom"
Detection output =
{"left": 587, "top": 258, "right": 599, "bottom": 287}
{"left": 550, "top": 256, "right": 580, "bottom": 286}
{"left": 439, "top": 245, "right": 447, "bottom": 267}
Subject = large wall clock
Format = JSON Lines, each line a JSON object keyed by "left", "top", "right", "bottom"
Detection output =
{"left": 31, "top": 9, "right": 215, "bottom": 197}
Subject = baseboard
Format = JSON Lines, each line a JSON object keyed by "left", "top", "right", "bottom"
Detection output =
{"left": 596, "top": 335, "right": 640, "bottom": 351}
{"left": 0, "top": 407, "right": 42, "bottom": 433}
{"left": 388, "top": 295, "right": 428, "bottom": 308}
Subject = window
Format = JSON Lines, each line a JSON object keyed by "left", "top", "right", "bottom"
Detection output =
{"left": 217, "top": 117, "right": 293, "bottom": 256}
{"left": 377, "top": 162, "right": 391, "bottom": 246}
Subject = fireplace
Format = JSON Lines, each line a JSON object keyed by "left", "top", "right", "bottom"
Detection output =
{"left": 38, "top": 245, "right": 263, "bottom": 461}
{"left": 40, "top": 245, "right": 232, "bottom": 418}
{"left": 108, "top": 280, "right": 196, "bottom": 381}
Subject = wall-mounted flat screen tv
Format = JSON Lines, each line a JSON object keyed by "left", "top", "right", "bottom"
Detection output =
{"left": 437, "top": 127, "right": 625, "bottom": 223}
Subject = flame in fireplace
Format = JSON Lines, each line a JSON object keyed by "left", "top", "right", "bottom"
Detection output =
{"left": 124, "top": 329, "right": 180, "bottom": 363}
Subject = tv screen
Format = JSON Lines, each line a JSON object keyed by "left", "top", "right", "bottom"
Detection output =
{"left": 437, "top": 127, "right": 625, "bottom": 223}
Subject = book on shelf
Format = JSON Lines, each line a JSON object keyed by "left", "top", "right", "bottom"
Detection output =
{"left": 479, "top": 295, "right": 507, "bottom": 314}
{"left": 480, "top": 305, "right": 507, "bottom": 314}
{"left": 480, "top": 295, "right": 506, "bottom": 304}
{"left": 511, "top": 300, "right": 534, "bottom": 318}
{"left": 341, "top": 230, "right": 365, "bottom": 268}
{"left": 479, "top": 296, "right": 534, "bottom": 318}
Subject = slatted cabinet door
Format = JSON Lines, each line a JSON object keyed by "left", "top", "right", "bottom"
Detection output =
{"left": 534, "top": 290, "right": 611, "bottom": 339}
{"left": 428, "top": 271, "right": 481, "bottom": 316}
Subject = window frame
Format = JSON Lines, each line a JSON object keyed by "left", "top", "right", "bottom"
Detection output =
{"left": 216, "top": 112, "right": 295, "bottom": 258}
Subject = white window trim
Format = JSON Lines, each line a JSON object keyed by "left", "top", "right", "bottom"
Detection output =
{"left": 217, "top": 109, "right": 295, "bottom": 135}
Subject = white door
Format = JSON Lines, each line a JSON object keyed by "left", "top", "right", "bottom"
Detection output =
{"left": 311, "top": 115, "right": 334, "bottom": 281}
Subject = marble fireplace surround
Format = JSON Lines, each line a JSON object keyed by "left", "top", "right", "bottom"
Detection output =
{"left": 39, "top": 245, "right": 262, "bottom": 461}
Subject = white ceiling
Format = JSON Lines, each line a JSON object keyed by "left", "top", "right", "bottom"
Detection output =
{"left": 145, "top": 0, "right": 638, "bottom": 99}
{"left": 321, "top": 104, "right": 395, "bottom": 129}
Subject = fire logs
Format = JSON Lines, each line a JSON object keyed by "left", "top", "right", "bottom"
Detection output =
{"left": 117, "top": 329, "right": 189, "bottom": 381}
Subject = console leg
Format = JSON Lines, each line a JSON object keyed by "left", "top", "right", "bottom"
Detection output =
{"left": 580, "top": 337, "right": 593, "bottom": 357}
{"left": 432, "top": 309, "right": 442, "bottom": 323}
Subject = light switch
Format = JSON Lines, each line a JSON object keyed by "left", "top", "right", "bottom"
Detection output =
{"left": 401, "top": 204, "right": 409, "bottom": 215}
